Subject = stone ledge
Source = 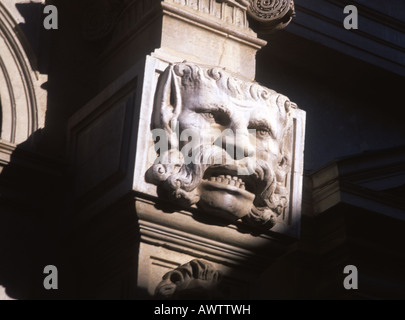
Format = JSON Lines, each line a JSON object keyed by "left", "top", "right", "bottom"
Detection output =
{"left": 310, "top": 147, "right": 405, "bottom": 218}
{"left": 135, "top": 195, "right": 296, "bottom": 271}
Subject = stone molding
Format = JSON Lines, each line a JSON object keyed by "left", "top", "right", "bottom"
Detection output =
{"left": 161, "top": 0, "right": 266, "bottom": 49}
{"left": 136, "top": 195, "right": 294, "bottom": 269}
{"left": 81, "top": 0, "right": 295, "bottom": 45}
{"left": 163, "top": 0, "right": 296, "bottom": 34}
{"left": 166, "top": 0, "right": 251, "bottom": 31}
{"left": 310, "top": 147, "right": 405, "bottom": 218}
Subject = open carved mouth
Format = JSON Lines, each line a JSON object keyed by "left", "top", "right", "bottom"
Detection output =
{"left": 206, "top": 175, "right": 246, "bottom": 190}
{"left": 198, "top": 165, "right": 259, "bottom": 220}
{"left": 202, "top": 166, "right": 260, "bottom": 195}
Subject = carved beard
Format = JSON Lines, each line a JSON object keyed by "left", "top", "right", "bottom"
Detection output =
{"left": 146, "top": 144, "right": 286, "bottom": 229}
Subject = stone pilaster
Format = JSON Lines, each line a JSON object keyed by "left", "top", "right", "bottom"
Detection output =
{"left": 68, "top": 0, "right": 304, "bottom": 299}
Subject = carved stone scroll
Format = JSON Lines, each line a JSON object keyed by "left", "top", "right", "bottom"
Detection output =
{"left": 155, "top": 260, "right": 221, "bottom": 299}
{"left": 247, "top": 0, "right": 296, "bottom": 33}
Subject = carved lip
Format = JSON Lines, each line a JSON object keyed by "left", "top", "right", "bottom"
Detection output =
{"left": 203, "top": 165, "right": 262, "bottom": 195}
{"left": 199, "top": 180, "right": 255, "bottom": 201}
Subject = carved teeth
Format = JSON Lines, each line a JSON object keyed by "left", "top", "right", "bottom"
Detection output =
{"left": 206, "top": 174, "right": 247, "bottom": 191}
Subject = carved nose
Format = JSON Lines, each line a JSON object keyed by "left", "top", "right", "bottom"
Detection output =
{"left": 219, "top": 134, "right": 255, "bottom": 160}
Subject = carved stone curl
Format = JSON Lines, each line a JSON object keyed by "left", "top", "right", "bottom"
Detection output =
{"left": 247, "top": 0, "right": 296, "bottom": 33}
{"left": 155, "top": 260, "right": 221, "bottom": 299}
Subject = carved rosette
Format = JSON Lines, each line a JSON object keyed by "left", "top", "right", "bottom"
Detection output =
{"left": 155, "top": 260, "right": 221, "bottom": 299}
{"left": 247, "top": 0, "right": 296, "bottom": 33}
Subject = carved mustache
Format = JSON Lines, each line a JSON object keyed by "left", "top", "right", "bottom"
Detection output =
{"left": 147, "top": 144, "right": 276, "bottom": 201}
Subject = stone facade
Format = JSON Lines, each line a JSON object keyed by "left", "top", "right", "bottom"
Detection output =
{"left": 1, "top": 0, "right": 404, "bottom": 300}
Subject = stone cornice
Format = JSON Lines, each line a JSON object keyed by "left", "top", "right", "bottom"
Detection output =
{"left": 135, "top": 195, "right": 295, "bottom": 270}
{"left": 165, "top": 0, "right": 296, "bottom": 34}
{"left": 310, "top": 147, "right": 405, "bottom": 218}
{"left": 161, "top": 1, "right": 267, "bottom": 49}
{"left": 81, "top": 0, "right": 295, "bottom": 44}
{"left": 288, "top": 0, "right": 405, "bottom": 77}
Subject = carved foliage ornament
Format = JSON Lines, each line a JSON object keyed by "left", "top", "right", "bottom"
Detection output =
{"left": 146, "top": 62, "right": 296, "bottom": 230}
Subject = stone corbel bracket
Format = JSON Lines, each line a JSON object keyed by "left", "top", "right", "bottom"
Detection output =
{"left": 247, "top": 0, "right": 296, "bottom": 33}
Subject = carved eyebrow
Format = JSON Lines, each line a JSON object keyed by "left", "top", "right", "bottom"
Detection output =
{"left": 194, "top": 104, "right": 231, "bottom": 115}
{"left": 248, "top": 119, "right": 275, "bottom": 138}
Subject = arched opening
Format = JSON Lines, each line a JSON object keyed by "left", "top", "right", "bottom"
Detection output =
{"left": 0, "top": 1, "right": 45, "bottom": 145}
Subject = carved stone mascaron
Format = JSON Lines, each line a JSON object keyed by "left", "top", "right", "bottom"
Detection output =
{"left": 146, "top": 62, "right": 299, "bottom": 230}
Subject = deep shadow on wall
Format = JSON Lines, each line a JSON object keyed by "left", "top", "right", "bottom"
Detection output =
{"left": 0, "top": 0, "right": 141, "bottom": 299}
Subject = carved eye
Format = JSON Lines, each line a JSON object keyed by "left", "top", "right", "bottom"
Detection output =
{"left": 256, "top": 129, "right": 271, "bottom": 138}
{"left": 200, "top": 111, "right": 230, "bottom": 126}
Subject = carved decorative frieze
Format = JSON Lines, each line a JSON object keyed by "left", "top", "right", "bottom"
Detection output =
{"left": 155, "top": 259, "right": 220, "bottom": 299}
{"left": 166, "top": 0, "right": 295, "bottom": 32}
{"left": 146, "top": 62, "right": 298, "bottom": 230}
{"left": 81, "top": 0, "right": 295, "bottom": 43}
{"left": 166, "top": 0, "right": 250, "bottom": 29}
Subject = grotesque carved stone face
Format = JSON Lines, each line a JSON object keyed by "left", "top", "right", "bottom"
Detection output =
{"left": 146, "top": 63, "right": 294, "bottom": 229}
